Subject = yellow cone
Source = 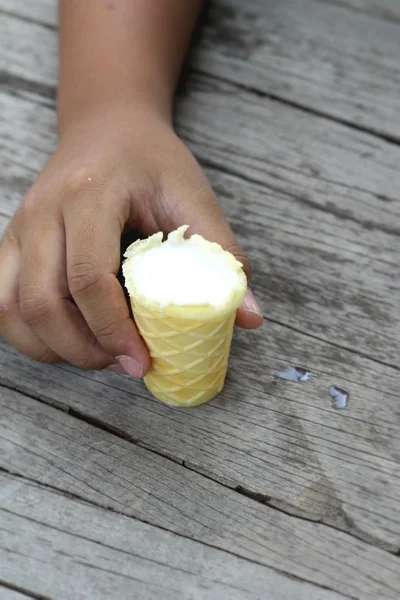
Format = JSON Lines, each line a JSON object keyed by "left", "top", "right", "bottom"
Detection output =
{"left": 122, "top": 226, "right": 247, "bottom": 407}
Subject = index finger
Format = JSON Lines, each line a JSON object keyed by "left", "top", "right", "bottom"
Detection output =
{"left": 64, "top": 195, "right": 150, "bottom": 378}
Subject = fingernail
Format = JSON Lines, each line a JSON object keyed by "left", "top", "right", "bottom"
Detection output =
{"left": 243, "top": 288, "right": 263, "bottom": 316}
{"left": 115, "top": 355, "right": 143, "bottom": 379}
{"left": 105, "top": 363, "right": 128, "bottom": 375}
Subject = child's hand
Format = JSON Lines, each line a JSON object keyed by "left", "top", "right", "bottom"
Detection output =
{"left": 0, "top": 106, "right": 262, "bottom": 377}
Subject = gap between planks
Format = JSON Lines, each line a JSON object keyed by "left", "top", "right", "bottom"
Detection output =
{"left": 3, "top": 385, "right": 400, "bottom": 599}
{"left": 0, "top": 470, "right": 357, "bottom": 600}
{"left": 0, "top": 6, "right": 56, "bottom": 31}
{"left": 1, "top": 378, "right": 398, "bottom": 558}
{"left": 0, "top": 581, "right": 51, "bottom": 600}
{"left": 0, "top": 466, "right": 353, "bottom": 599}
{"left": 2, "top": 384, "right": 400, "bottom": 598}
{"left": 190, "top": 67, "right": 400, "bottom": 147}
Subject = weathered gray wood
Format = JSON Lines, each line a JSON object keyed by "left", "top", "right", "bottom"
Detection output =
{"left": 0, "top": 589, "right": 32, "bottom": 600}
{"left": 194, "top": 0, "right": 400, "bottom": 139}
{"left": 1, "top": 0, "right": 400, "bottom": 589}
{"left": 0, "top": 472, "right": 352, "bottom": 600}
{"left": 0, "top": 82, "right": 400, "bottom": 552}
{"left": 0, "top": 11, "right": 57, "bottom": 88}
{"left": 2, "top": 0, "right": 400, "bottom": 138}
{"left": 2, "top": 387, "right": 400, "bottom": 599}
{"left": 0, "top": 0, "right": 56, "bottom": 27}
{"left": 2, "top": 331, "right": 400, "bottom": 556}
{"left": 0, "top": 590, "right": 32, "bottom": 600}
{"left": 318, "top": 0, "right": 400, "bottom": 21}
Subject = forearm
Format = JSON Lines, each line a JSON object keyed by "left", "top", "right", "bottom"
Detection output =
{"left": 58, "top": 0, "right": 202, "bottom": 134}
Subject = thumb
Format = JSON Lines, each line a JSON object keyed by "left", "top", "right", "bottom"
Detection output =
{"left": 171, "top": 188, "right": 263, "bottom": 329}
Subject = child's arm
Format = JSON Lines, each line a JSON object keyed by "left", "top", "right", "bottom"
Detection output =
{"left": 0, "top": 0, "right": 262, "bottom": 378}
{"left": 58, "top": 0, "right": 202, "bottom": 133}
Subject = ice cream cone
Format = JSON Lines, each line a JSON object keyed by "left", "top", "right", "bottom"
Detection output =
{"left": 122, "top": 226, "right": 247, "bottom": 407}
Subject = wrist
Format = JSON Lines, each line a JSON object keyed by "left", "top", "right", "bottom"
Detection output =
{"left": 57, "top": 97, "right": 174, "bottom": 148}
{"left": 57, "top": 80, "right": 174, "bottom": 139}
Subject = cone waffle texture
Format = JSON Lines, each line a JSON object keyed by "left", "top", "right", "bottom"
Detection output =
{"left": 130, "top": 298, "right": 236, "bottom": 406}
{"left": 123, "top": 226, "right": 247, "bottom": 407}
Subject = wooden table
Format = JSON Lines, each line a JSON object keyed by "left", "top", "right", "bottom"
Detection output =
{"left": 1, "top": 1, "right": 400, "bottom": 598}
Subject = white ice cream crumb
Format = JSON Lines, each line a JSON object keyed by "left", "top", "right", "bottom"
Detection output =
{"left": 329, "top": 385, "right": 349, "bottom": 409}
{"left": 276, "top": 366, "right": 314, "bottom": 382}
{"left": 123, "top": 226, "right": 245, "bottom": 307}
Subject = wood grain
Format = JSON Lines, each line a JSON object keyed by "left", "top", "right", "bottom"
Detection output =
{"left": 315, "top": 0, "right": 400, "bottom": 22}
{"left": 0, "top": 589, "right": 33, "bottom": 600}
{"left": 0, "top": 78, "right": 400, "bottom": 550}
{"left": 1, "top": 1, "right": 400, "bottom": 595}
{"left": 0, "top": 0, "right": 57, "bottom": 27}
{"left": 1, "top": 387, "right": 400, "bottom": 599}
{"left": 0, "top": 470, "right": 354, "bottom": 600}
{"left": 2, "top": 0, "right": 400, "bottom": 138}
{"left": 1, "top": 332, "right": 400, "bottom": 553}
{"left": 193, "top": 0, "right": 400, "bottom": 139}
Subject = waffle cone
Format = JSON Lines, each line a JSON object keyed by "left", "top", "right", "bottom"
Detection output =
{"left": 129, "top": 298, "right": 236, "bottom": 406}
{"left": 123, "top": 226, "right": 247, "bottom": 407}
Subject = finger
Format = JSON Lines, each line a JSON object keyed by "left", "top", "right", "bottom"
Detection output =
{"left": 19, "top": 214, "right": 116, "bottom": 370}
{"left": 64, "top": 196, "right": 150, "bottom": 377}
{"left": 0, "top": 232, "right": 59, "bottom": 363}
{"left": 236, "top": 288, "right": 264, "bottom": 329}
{"left": 168, "top": 183, "right": 263, "bottom": 329}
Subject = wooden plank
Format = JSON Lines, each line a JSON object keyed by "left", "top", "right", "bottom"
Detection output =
{"left": 1, "top": 388, "right": 399, "bottom": 600}
{"left": 0, "top": 0, "right": 56, "bottom": 27}
{"left": 194, "top": 0, "right": 400, "bottom": 139}
{"left": 2, "top": 333, "right": 400, "bottom": 554}
{"left": 1, "top": 12, "right": 57, "bottom": 88}
{"left": 319, "top": 0, "right": 400, "bottom": 22}
{"left": 2, "top": 0, "right": 400, "bottom": 138}
{"left": 0, "top": 472, "right": 352, "bottom": 600}
{"left": 0, "top": 82, "right": 400, "bottom": 551}
{"left": 0, "top": 91, "right": 55, "bottom": 220}
{"left": 0, "top": 589, "right": 32, "bottom": 600}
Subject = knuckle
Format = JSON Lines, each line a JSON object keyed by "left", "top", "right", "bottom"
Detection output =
{"left": 20, "top": 204, "right": 37, "bottom": 224}
{"left": 63, "top": 167, "right": 97, "bottom": 199}
{"left": 22, "top": 186, "right": 40, "bottom": 213}
{"left": 71, "top": 325, "right": 113, "bottom": 371}
{"left": 74, "top": 356, "right": 105, "bottom": 370}
{"left": 72, "top": 352, "right": 93, "bottom": 370}
{"left": 33, "top": 347, "right": 59, "bottom": 364}
{"left": 20, "top": 288, "right": 52, "bottom": 327}
{"left": 72, "top": 346, "right": 108, "bottom": 370}
{"left": 1, "top": 226, "right": 18, "bottom": 248}
{"left": 95, "top": 319, "right": 122, "bottom": 343}
{"left": 20, "top": 187, "right": 48, "bottom": 224}
{"left": 68, "top": 261, "right": 102, "bottom": 297}
{"left": 0, "top": 299, "right": 14, "bottom": 327}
